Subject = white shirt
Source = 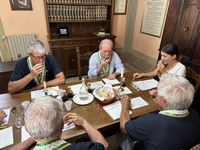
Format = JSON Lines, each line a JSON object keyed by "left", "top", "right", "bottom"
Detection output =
{"left": 167, "top": 62, "right": 186, "bottom": 77}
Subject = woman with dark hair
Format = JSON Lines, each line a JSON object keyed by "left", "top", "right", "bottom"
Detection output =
{"left": 133, "top": 43, "right": 186, "bottom": 79}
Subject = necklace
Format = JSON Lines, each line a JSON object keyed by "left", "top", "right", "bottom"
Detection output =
{"left": 34, "top": 139, "right": 70, "bottom": 150}
{"left": 159, "top": 108, "right": 189, "bottom": 117}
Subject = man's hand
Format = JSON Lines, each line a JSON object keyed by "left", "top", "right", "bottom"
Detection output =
{"left": 0, "top": 109, "right": 7, "bottom": 123}
{"left": 107, "top": 73, "right": 116, "bottom": 80}
{"left": 100, "top": 58, "right": 110, "bottom": 67}
{"left": 63, "top": 113, "right": 85, "bottom": 127}
{"left": 149, "top": 89, "right": 157, "bottom": 98}
{"left": 120, "top": 95, "right": 131, "bottom": 110}
{"left": 30, "top": 64, "right": 44, "bottom": 78}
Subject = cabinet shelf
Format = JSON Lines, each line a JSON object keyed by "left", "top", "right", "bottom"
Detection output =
{"left": 49, "top": 20, "right": 111, "bottom": 23}
{"left": 44, "top": 0, "right": 115, "bottom": 77}
{"left": 47, "top": 3, "right": 112, "bottom": 6}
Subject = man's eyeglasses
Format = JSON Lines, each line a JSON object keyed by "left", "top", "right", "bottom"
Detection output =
{"left": 30, "top": 54, "right": 46, "bottom": 60}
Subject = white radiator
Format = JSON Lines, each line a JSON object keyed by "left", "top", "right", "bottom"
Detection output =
{"left": 6, "top": 34, "right": 36, "bottom": 61}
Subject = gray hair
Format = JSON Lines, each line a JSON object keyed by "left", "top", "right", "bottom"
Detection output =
{"left": 157, "top": 73, "right": 195, "bottom": 110}
{"left": 27, "top": 40, "right": 46, "bottom": 54}
{"left": 99, "top": 39, "right": 113, "bottom": 50}
{"left": 25, "top": 96, "right": 63, "bottom": 141}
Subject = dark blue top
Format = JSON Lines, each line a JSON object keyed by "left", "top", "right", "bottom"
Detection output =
{"left": 10, "top": 55, "right": 62, "bottom": 90}
{"left": 64, "top": 141, "right": 104, "bottom": 150}
{"left": 125, "top": 109, "right": 200, "bottom": 150}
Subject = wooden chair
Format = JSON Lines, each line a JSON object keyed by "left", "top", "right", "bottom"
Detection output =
{"left": 185, "top": 66, "right": 200, "bottom": 96}
{"left": 76, "top": 47, "right": 81, "bottom": 80}
{"left": 76, "top": 47, "right": 93, "bottom": 80}
{"left": 185, "top": 66, "right": 200, "bottom": 115}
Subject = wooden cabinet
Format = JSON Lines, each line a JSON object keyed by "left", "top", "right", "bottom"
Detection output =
{"left": 50, "top": 35, "right": 115, "bottom": 77}
{"left": 0, "top": 61, "right": 16, "bottom": 94}
{"left": 44, "top": 0, "right": 116, "bottom": 77}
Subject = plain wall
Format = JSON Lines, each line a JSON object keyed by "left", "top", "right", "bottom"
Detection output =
{"left": 0, "top": 0, "right": 49, "bottom": 50}
{"left": 132, "top": 0, "right": 169, "bottom": 60}
{"left": 113, "top": 0, "right": 169, "bottom": 60}
{"left": 112, "top": 0, "right": 129, "bottom": 48}
{"left": 0, "top": 0, "right": 169, "bottom": 61}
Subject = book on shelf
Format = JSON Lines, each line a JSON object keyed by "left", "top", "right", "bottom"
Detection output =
{"left": 132, "top": 79, "right": 158, "bottom": 91}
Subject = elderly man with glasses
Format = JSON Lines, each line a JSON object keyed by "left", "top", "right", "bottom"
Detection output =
{"left": 118, "top": 73, "right": 200, "bottom": 150}
{"left": 8, "top": 40, "right": 65, "bottom": 94}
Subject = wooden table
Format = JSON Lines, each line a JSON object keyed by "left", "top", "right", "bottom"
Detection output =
{"left": 0, "top": 72, "right": 158, "bottom": 149}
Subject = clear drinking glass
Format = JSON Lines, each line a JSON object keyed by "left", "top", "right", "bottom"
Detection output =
{"left": 15, "top": 111, "right": 24, "bottom": 128}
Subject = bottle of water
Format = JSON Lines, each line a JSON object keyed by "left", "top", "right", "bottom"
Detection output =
{"left": 79, "top": 78, "right": 88, "bottom": 100}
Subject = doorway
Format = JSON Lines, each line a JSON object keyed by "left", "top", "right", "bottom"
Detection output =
{"left": 0, "top": 18, "right": 11, "bottom": 62}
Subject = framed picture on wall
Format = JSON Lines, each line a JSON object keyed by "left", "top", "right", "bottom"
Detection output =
{"left": 141, "top": 0, "right": 168, "bottom": 37}
{"left": 114, "top": 0, "right": 128, "bottom": 15}
{"left": 10, "top": 0, "right": 32, "bottom": 11}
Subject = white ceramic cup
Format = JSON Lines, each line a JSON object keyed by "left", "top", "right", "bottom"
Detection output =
{"left": 21, "top": 101, "right": 30, "bottom": 113}
{"left": 64, "top": 101, "right": 72, "bottom": 111}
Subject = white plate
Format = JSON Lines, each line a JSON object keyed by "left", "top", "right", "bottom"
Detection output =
{"left": 73, "top": 93, "right": 94, "bottom": 105}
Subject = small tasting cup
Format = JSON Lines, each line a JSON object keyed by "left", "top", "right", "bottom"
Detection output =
{"left": 64, "top": 101, "right": 72, "bottom": 111}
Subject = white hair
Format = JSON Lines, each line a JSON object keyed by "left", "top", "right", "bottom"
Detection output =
{"left": 99, "top": 39, "right": 113, "bottom": 50}
{"left": 25, "top": 96, "right": 63, "bottom": 141}
{"left": 157, "top": 73, "right": 195, "bottom": 110}
{"left": 27, "top": 40, "right": 46, "bottom": 54}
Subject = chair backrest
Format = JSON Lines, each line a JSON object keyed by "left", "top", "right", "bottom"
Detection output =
{"left": 76, "top": 46, "right": 93, "bottom": 80}
{"left": 185, "top": 66, "right": 200, "bottom": 97}
{"left": 76, "top": 47, "right": 81, "bottom": 80}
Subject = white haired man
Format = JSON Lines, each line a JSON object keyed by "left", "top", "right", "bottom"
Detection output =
{"left": 119, "top": 73, "right": 200, "bottom": 150}
{"left": 10, "top": 96, "right": 108, "bottom": 150}
{"left": 8, "top": 40, "right": 65, "bottom": 94}
{"left": 88, "top": 39, "right": 125, "bottom": 79}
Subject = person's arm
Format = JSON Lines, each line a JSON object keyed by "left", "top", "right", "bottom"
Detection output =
{"left": 120, "top": 95, "right": 131, "bottom": 134}
{"left": 64, "top": 113, "right": 108, "bottom": 150}
{"left": 108, "top": 53, "right": 125, "bottom": 80}
{"left": 34, "top": 72, "right": 65, "bottom": 89}
{"left": 88, "top": 53, "right": 101, "bottom": 78}
{"left": 133, "top": 68, "right": 158, "bottom": 79}
{"left": 8, "top": 64, "right": 44, "bottom": 94}
{"left": 9, "top": 138, "right": 35, "bottom": 150}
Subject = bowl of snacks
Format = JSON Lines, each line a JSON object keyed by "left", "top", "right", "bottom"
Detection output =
{"left": 93, "top": 84, "right": 115, "bottom": 104}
